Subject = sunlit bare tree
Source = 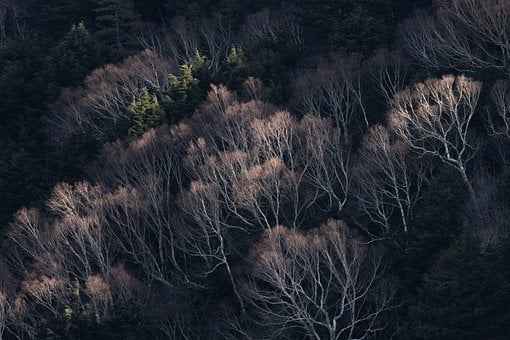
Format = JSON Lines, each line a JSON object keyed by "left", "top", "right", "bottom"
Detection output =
{"left": 50, "top": 49, "right": 175, "bottom": 143}
{"left": 388, "top": 75, "right": 481, "bottom": 198}
{"left": 245, "top": 221, "right": 392, "bottom": 340}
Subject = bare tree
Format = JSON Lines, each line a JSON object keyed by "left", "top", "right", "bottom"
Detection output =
{"left": 0, "top": 291, "right": 11, "bottom": 339}
{"left": 369, "top": 49, "right": 409, "bottom": 106}
{"left": 355, "top": 125, "right": 427, "bottom": 232}
{"left": 19, "top": 275, "right": 71, "bottom": 320}
{"left": 388, "top": 75, "right": 481, "bottom": 198}
{"left": 245, "top": 221, "right": 392, "bottom": 340}
{"left": 294, "top": 58, "right": 368, "bottom": 143}
{"left": 299, "top": 115, "right": 351, "bottom": 213}
{"left": 165, "top": 16, "right": 201, "bottom": 66}
{"left": 85, "top": 274, "right": 112, "bottom": 324}
{"left": 6, "top": 208, "right": 61, "bottom": 279}
{"left": 242, "top": 8, "right": 303, "bottom": 50}
{"left": 243, "top": 77, "right": 264, "bottom": 101}
{"left": 48, "top": 182, "right": 116, "bottom": 280}
{"left": 50, "top": 49, "right": 175, "bottom": 143}
{"left": 489, "top": 80, "right": 510, "bottom": 138}
{"left": 403, "top": 0, "right": 510, "bottom": 72}
{"left": 200, "top": 16, "right": 233, "bottom": 75}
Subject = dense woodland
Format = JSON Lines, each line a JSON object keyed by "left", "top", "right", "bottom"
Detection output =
{"left": 0, "top": 0, "right": 509, "bottom": 339}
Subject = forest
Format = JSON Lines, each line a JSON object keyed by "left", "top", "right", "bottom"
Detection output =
{"left": 0, "top": 0, "right": 509, "bottom": 339}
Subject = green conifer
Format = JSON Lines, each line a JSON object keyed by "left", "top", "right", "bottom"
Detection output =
{"left": 128, "top": 88, "right": 162, "bottom": 138}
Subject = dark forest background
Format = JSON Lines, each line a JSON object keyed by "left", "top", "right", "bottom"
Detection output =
{"left": 0, "top": 0, "right": 509, "bottom": 339}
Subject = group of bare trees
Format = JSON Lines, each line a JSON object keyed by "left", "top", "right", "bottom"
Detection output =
{"left": 10, "top": 65, "right": 504, "bottom": 340}
{"left": 49, "top": 6, "right": 306, "bottom": 147}
{"left": 404, "top": 0, "right": 510, "bottom": 73}
{"left": 400, "top": 0, "right": 510, "bottom": 256}
{"left": 7, "top": 69, "right": 491, "bottom": 338}
{"left": 5, "top": 1, "right": 510, "bottom": 336}
{"left": 2, "top": 182, "right": 150, "bottom": 335}
{"left": 245, "top": 221, "right": 391, "bottom": 340}
{"left": 141, "top": 16, "right": 233, "bottom": 76}
{"left": 17, "top": 68, "right": 502, "bottom": 338}
{"left": 1, "top": 79, "right": 398, "bottom": 338}
{"left": 49, "top": 49, "right": 176, "bottom": 143}
{"left": 241, "top": 8, "right": 303, "bottom": 50}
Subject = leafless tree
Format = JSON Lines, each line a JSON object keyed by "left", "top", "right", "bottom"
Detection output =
{"left": 294, "top": 58, "right": 368, "bottom": 143}
{"left": 164, "top": 16, "right": 201, "bottom": 67}
{"left": 355, "top": 125, "right": 427, "bottom": 232}
{"left": 242, "top": 8, "right": 303, "bottom": 49}
{"left": 0, "top": 291, "right": 11, "bottom": 339}
{"left": 245, "top": 221, "right": 392, "bottom": 340}
{"left": 6, "top": 208, "right": 60, "bottom": 279}
{"left": 19, "top": 275, "right": 71, "bottom": 320}
{"left": 369, "top": 49, "right": 409, "bottom": 106}
{"left": 50, "top": 49, "right": 175, "bottom": 143}
{"left": 84, "top": 274, "right": 112, "bottom": 324}
{"left": 243, "top": 77, "right": 264, "bottom": 101}
{"left": 200, "top": 16, "right": 234, "bottom": 75}
{"left": 388, "top": 75, "right": 481, "bottom": 198}
{"left": 48, "top": 182, "right": 116, "bottom": 281}
{"left": 489, "top": 80, "right": 510, "bottom": 138}
{"left": 299, "top": 115, "right": 351, "bottom": 213}
{"left": 403, "top": 0, "right": 510, "bottom": 72}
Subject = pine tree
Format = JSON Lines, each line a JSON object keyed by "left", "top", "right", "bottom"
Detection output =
{"left": 46, "top": 22, "right": 98, "bottom": 89}
{"left": 162, "top": 59, "right": 207, "bottom": 123}
{"left": 128, "top": 88, "right": 162, "bottom": 138}
{"left": 226, "top": 46, "right": 246, "bottom": 68}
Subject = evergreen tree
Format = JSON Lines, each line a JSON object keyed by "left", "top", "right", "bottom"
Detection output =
{"left": 226, "top": 46, "right": 246, "bottom": 69}
{"left": 46, "top": 22, "right": 98, "bottom": 89}
{"left": 128, "top": 88, "right": 162, "bottom": 138}
{"left": 162, "top": 58, "right": 207, "bottom": 123}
